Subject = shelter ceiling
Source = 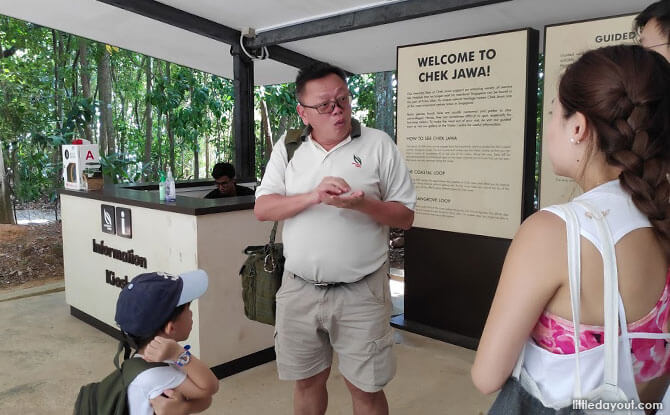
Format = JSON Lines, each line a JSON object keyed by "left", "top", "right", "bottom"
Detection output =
{"left": 0, "top": 0, "right": 653, "bottom": 85}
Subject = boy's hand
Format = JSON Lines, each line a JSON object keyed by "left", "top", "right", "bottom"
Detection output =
{"left": 144, "top": 336, "right": 183, "bottom": 362}
{"left": 151, "top": 389, "right": 187, "bottom": 415}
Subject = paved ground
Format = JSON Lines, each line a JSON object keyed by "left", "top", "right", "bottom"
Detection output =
{"left": 0, "top": 291, "right": 495, "bottom": 414}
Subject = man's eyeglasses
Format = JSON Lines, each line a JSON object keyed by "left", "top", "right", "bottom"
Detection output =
{"left": 299, "top": 94, "right": 352, "bottom": 114}
{"left": 635, "top": 35, "right": 670, "bottom": 50}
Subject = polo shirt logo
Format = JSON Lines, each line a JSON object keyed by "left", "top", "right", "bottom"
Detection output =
{"left": 352, "top": 154, "right": 362, "bottom": 168}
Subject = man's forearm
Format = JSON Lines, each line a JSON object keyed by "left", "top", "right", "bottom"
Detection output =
{"left": 354, "top": 199, "right": 414, "bottom": 230}
{"left": 254, "top": 193, "right": 318, "bottom": 221}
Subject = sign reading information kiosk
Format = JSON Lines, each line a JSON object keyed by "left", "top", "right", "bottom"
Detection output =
{"left": 539, "top": 14, "right": 638, "bottom": 208}
{"left": 397, "top": 29, "right": 535, "bottom": 239}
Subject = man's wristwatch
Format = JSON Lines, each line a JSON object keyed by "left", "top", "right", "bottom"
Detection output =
{"left": 174, "top": 345, "right": 191, "bottom": 367}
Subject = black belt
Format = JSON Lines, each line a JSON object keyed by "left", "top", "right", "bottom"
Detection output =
{"left": 292, "top": 273, "right": 347, "bottom": 288}
{"left": 292, "top": 271, "right": 375, "bottom": 288}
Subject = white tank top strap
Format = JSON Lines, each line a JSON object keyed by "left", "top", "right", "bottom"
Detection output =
{"left": 541, "top": 180, "right": 651, "bottom": 256}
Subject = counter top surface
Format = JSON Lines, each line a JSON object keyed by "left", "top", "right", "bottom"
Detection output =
{"left": 59, "top": 181, "right": 255, "bottom": 215}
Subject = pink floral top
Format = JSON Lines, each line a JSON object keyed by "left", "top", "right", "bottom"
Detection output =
{"left": 531, "top": 270, "right": 670, "bottom": 383}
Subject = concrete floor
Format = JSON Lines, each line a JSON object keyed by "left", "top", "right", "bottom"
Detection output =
{"left": 0, "top": 291, "right": 495, "bottom": 414}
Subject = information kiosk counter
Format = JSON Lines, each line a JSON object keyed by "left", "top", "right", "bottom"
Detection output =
{"left": 60, "top": 181, "right": 274, "bottom": 377}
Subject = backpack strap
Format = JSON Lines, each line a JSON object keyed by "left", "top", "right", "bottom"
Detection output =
{"left": 113, "top": 341, "right": 126, "bottom": 370}
{"left": 284, "top": 127, "right": 306, "bottom": 163}
{"left": 113, "top": 341, "right": 169, "bottom": 387}
{"left": 268, "top": 126, "right": 308, "bottom": 243}
{"left": 283, "top": 118, "right": 361, "bottom": 162}
{"left": 121, "top": 357, "right": 169, "bottom": 388}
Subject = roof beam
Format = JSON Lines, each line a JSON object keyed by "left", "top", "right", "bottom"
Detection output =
{"left": 96, "top": 0, "right": 328, "bottom": 71}
{"left": 246, "top": 0, "right": 512, "bottom": 48}
{"left": 98, "top": 0, "right": 240, "bottom": 45}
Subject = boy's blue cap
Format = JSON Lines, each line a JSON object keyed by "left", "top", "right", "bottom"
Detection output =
{"left": 115, "top": 270, "right": 208, "bottom": 337}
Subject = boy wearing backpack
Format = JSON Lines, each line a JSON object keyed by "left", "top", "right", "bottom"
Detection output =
{"left": 114, "top": 270, "right": 219, "bottom": 414}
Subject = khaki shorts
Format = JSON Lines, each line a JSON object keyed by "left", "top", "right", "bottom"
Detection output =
{"left": 274, "top": 264, "right": 395, "bottom": 393}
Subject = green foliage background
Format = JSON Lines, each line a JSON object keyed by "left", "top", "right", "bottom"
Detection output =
{"left": 0, "top": 16, "right": 391, "bottom": 205}
{"left": 1, "top": 14, "right": 542, "bottom": 211}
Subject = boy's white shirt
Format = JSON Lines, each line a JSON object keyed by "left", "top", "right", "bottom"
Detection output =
{"left": 126, "top": 355, "right": 187, "bottom": 415}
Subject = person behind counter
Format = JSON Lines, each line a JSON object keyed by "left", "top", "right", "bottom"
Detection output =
{"left": 203, "top": 162, "right": 255, "bottom": 199}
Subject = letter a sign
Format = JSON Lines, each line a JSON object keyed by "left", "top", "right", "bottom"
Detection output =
{"left": 86, "top": 150, "right": 95, "bottom": 160}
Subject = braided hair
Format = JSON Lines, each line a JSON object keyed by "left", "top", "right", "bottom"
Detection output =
{"left": 559, "top": 45, "right": 670, "bottom": 254}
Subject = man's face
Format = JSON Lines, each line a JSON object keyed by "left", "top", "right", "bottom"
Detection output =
{"left": 297, "top": 73, "right": 352, "bottom": 143}
{"left": 215, "top": 176, "right": 236, "bottom": 196}
{"left": 640, "top": 18, "right": 670, "bottom": 62}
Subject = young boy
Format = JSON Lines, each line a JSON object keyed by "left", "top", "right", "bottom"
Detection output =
{"left": 115, "top": 270, "right": 219, "bottom": 415}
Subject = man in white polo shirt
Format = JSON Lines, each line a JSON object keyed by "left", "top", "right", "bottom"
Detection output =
{"left": 255, "top": 63, "right": 416, "bottom": 415}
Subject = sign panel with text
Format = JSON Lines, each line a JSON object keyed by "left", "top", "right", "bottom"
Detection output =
{"left": 539, "top": 14, "right": 637, "bottom": 208}
{"left": 397, "top": 29, "right": 536, "bottom": 239}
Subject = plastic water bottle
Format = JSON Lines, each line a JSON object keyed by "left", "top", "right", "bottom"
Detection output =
{"left": 165, "top": 167, "right": 176, "bottom": 202}
{"left": 158, "top": 171, "right": 166, "bottom": 201}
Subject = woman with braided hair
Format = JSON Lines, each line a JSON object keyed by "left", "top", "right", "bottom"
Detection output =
{"left": 472, "top": 45, "right": 670, "bottom": 412}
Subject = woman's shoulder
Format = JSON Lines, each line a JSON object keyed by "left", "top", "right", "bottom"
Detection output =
{"left": 515, "top": 209, "right": 566, "bottom": 240}
{"left": 508, "top": 210, "right": 568, "bottom": 266}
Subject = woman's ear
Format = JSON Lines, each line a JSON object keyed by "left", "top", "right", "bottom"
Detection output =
{"left": 571, "top": 111, "right": 591, "bottom": 143}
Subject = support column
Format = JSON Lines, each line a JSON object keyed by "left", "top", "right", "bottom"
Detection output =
{"left": 231, "top": 45, "right": 255, "bottom": 182}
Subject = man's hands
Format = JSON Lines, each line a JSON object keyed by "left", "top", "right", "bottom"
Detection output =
{"left": 314, "top": 176, "right": 349, "bottom": 200}
{"left": 143, "top": 336, "right": 183, "bottom": 363}
{"left": 313, "top": 176, "right": 365, "bottom": 209}
{"left": 323, "top": 190, "right": 365, "bottom": 209}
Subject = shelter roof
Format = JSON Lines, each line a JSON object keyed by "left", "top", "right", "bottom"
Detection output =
{"left": 0, "top": 0, "right": 652, "bottom": 85}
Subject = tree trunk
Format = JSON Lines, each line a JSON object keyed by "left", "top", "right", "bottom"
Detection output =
{"left": 119, "top": 96, "right": 126, "bottom": 154}
{"left": 166, "top": 62, "right": 175, "bottom": 174}
{"left": 51, "top": 30, "right": 64, "bottom": 197}
{"left": 374, "top": 71, "right": 395, "bottom": 141}
{"left": 52, "top": 30, "right": 63, "bottom": 131}
{"left": 227, "top": 118, "right": 234, "bottom": 162}
{"left": 205, "top": 134, "right": 210, "bottom": 177}
{"left": 190, "top": 85, "right": 199, "bottom": 179}
{"left": 143, "top": 57, "right": 153, "bottom": 181}
{"left": 79, "top": 38, "right": 94, "bottom": 143}
{"left": 98, "top": 44, "right": 114, "bottom": 155}
{"left": 180, "top": 143, "right": 184, "bottom": 178}
{"left": 259, "top": 96, "right": 273, "bottom": 168}
{"left": 167, "top": 114, "right": 175, "bottom": 175}
{"left": 156, "top": 112, "right": 163, "bottom": 173}
{"left": 276, "top": 115, "right": 288, "bottom": 144}
{"left": 193, "top": 143, "right": 199, "bottom": 179}
{"left": 10, "top": 141, "right": 19, "bottom": 202}
{"left": 215, "top": 117, "right": 222, "bottom": 161}
{"left": 0, "top": 144, "right": 15, "bottom": 224}
{"left": 155, "top": 61, "right": 163, "bottom": 173}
